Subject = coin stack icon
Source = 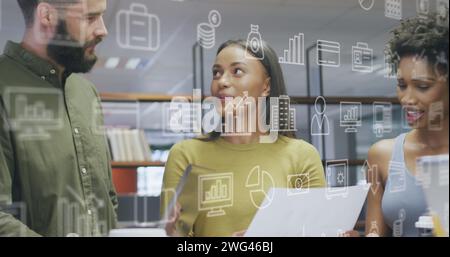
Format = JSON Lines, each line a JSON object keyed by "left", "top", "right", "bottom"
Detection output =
{"left": 197, "top": 10, "right": 222, "bottom": 49}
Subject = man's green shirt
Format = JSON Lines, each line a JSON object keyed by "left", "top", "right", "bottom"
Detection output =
{"left": 0, "top": 41, "right": 117, "bottom": 237}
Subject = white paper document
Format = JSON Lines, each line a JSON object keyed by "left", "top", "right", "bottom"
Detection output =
{"left": 245, "top": 185, "right": 370, "bottom": 237}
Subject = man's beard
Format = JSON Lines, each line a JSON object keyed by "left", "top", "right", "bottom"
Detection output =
{"left": 47, "top": 21, "right": 101, "bottom": 74}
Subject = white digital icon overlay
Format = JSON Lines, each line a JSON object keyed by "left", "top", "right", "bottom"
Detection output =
{"left": 245, "top": 24, "right": 265, "bottom": 60}
{"left": 197, "top": 10, "right": 222, "bottom": 49}
{"left": 325, "top": 160, "right": 349, "bottom": 200}
{"left": 311, "top": 96, "right": 330, "bottom": 136}
{"left": 246, "top": 166, "right": 275, "bottom": 209}
{"left": 373, "top": 102, "right": 393, "bottom": 138}
{"left": 385, "top": 0, "right": 402, "bottom": 20}
{"left": 352, "top": 42, "right": 373, "bottom": 73}
{"left": 279, "top": 33, "right": 305, "bottom": 65}
{"left": 359, "top": 0, "right": 375, "bottom": 11}
{"left": 116, "top": 3, "right": 160, "bottom": 51}
{"left": 340, "top": 102, "right": 362, "bottom": 133}
{"left": 317, "top": 40, "right": 341, "bottom": 67}
{"left": 198, "top": 173, "right": 233, "bottom": 218}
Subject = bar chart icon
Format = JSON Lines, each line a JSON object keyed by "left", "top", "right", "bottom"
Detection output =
{"left": 340, "top": 102, "right": 362, "bottom": 133}
{"left": 3, "top": 87, "right": 64, "bottom": 141}
{"left": 199, "top": 173, "right": 233, "bottom": 217}
{"left": 279, "top": 33, "right": 305, "bottom": 65}
{"left": 205, "top": 179, "right": 228, "bottom": 201}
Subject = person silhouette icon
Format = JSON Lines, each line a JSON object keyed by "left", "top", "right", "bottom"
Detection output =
{"left": 311, "top": 96, "right": 330, "bottom": 136}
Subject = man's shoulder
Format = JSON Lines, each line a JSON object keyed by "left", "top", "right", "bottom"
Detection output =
{"left": 0, "top": 53, "right": 7, "bottom": 64}
{"left": 0, "top": 54, "right": 34, "bottom": 92}
{"left": 67, "top": 73, "right": 99, "bottom": 95}
{"left": 0, "top": 54, "right": 7, "bottom": 90}
{"left": 68, "top": 73, "right": 96, "bottom": 88}
{"left": 0, "top": 52, "right": 19, "bottom": 70}
{"left": 0, "top": 53, "right": 13, "bottom": 72}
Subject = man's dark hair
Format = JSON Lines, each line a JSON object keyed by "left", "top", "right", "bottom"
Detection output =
{"left": 17, "top": 0, "right": 79, "bottom": 27}
{"left": 387, "top": 12, "right": 449, "bottom": 79}
{"left": 17, "top": 0, "right": 39, "bottom": 27}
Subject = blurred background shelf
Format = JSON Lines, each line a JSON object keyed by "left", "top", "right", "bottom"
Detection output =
{"left": 100, "top": 92, "right": 193, "bottom": 102}
{"left": 100, "top": 92, "right": 400, "bottom": 104}
{"left": 111, "top": 161, "right": 166, "bottom": 168}
{"left": 111, "top": 160, "right": 366, "bottom": 168}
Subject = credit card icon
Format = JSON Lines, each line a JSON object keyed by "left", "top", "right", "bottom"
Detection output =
{"left": 317, "top": 40, "right": 341, "bottom": 67}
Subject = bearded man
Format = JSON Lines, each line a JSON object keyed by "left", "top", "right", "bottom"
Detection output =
{"left": 0, "top": 0, "right": 117, "bottom": 237}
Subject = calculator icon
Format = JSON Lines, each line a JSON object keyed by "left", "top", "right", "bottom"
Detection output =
{"left": 385, "top": 0, "right": 402, "bottom": 20}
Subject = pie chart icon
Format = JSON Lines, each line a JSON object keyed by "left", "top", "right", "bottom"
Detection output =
{"left": 246, "top": 165, "right": 275, "bottom": 209}
{"left": 359, "top": 0, "right": 375, "bottom": 11}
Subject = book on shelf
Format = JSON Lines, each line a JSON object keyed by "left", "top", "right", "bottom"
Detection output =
{"left": 106, "top": 128, "right": 153, "bottom": 162}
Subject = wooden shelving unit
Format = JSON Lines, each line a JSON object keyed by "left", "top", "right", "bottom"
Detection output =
{"left": 100, "top": 92, "right": 400, "bottom": 104}
{"left": 111, "top": 161, "right": 165, "bottom": 168}
{"left": 111, "top": 160, "right": 366, "bottom": 169}
{"left": 100, "top": 92, "right": 192, "bottom": 102}
{"left": 103, "top": 92, "right": 395, "bottom": 194}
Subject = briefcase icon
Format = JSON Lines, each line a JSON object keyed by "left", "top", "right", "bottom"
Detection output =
{"left": 116, "top": 3, "right": 160, "bottom": 51}
{"left": 352, "top": 42, "right": 373, "bottom": 73}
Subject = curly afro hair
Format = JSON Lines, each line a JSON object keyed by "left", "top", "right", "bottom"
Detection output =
{"left": 387, "top": 12, "right": 449, "bottom": 79}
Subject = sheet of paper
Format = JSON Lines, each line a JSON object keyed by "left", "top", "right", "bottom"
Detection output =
{"left": 245, "top": 185, "right": 369, "bottom": 237}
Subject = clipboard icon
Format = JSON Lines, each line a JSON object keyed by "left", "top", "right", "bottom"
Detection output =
{"left": 317, "top": 40, "right": 341, "bottom": 67}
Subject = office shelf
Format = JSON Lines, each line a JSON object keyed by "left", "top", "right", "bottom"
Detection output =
{"left": 111, "top": 162, "right": 165, "bottom": 194}
{"left": 348, "top": 160, "right": 367, "bottom": 166}
{"left": 100, "top": 92, "right": 192, "bottom": 102}
{"left": 102, "top": 91, "right": 395, "bottom": 195}
{"left": 112, "top": 160, "right": 365, "bottom": 168}
{"left": 100, "top": 92, "right": 400, "bottom": 105}
{"left": 111, "top": 161, "right": 166, "bottom": 168}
